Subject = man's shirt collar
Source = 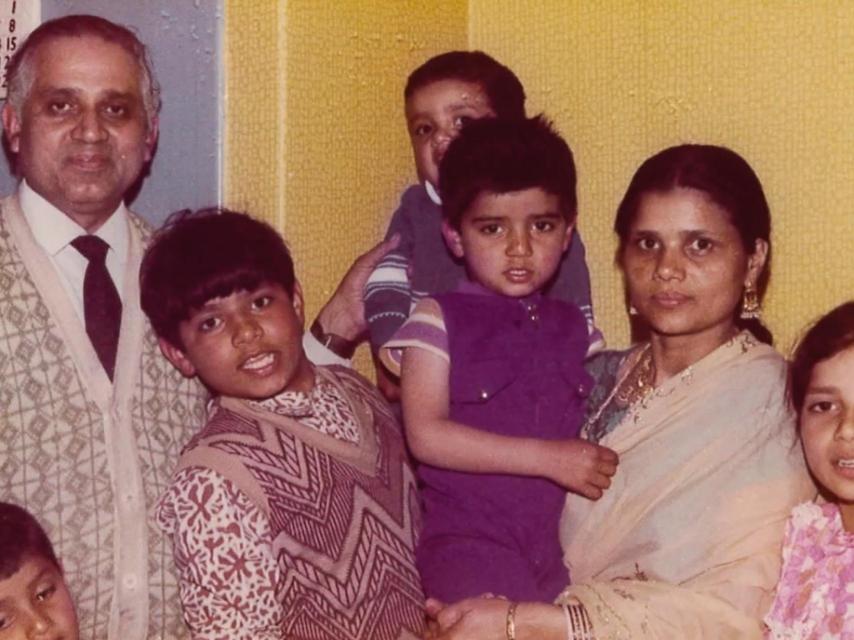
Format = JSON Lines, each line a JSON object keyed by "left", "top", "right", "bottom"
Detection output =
{"left": 19, "top": 179, "right": 129, "bottom": 258}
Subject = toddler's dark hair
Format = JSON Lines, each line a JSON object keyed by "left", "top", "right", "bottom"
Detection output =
{"left": 0, "top": 502, "right": 60, "bottom": 579}
{"left": 789, "top": 301, "right": 854, "bottom": 415}
{"left": 140, "top": 208, "right": 296, "bottom": 348}
{"left": 405, "top": 50, "right": 526, "bottom": 120}
{"left": 439, "top": 115, "right": 577, "bottom": 229}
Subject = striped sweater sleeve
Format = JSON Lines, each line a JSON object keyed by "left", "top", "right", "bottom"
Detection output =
{"left": 365, "top": 194, "right": 416, "bottom": 352}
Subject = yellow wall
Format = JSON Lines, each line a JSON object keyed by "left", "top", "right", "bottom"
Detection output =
{"left": 223, "top": 3, "right": 286, "bottom": 227}
{"left": 225, "top": 1, "right": 852, "bottom": 360}
{"left": 469, "top": 1, "right": 853, "bottom": 352}
{"left": 223, "top": 1, "right": 468, "bottom": 370}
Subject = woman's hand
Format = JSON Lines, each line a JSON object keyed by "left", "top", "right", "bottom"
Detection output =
{"left": 425, "top": 597, "right": 511, "bottom": 640}
{"left": 542, "top": 438, "right": 619, "bottom": 499}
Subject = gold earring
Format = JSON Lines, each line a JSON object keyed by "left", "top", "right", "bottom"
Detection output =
{"left": 741, "top": 284, "right": 760, "bottom": 320}
{"left": 629, "top": 304, "right": 639, "bottom": 316}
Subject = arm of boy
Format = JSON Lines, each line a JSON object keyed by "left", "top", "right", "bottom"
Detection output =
{"left": 401, "top": 346, "right": 618, "bottom": 499}
{"left": 157, "top": 467, "right": 284, "bottom": 640}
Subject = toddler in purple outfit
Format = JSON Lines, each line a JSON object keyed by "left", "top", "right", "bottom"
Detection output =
{"left": 365, "top": 51, "right": 602, "bottom": 401}
{"left": 381, "top": 116, "right": 618, "bottom": 602}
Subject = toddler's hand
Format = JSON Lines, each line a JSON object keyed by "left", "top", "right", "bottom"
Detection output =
{"left": 544, "top": 438, "right": 618, "bottom": 499}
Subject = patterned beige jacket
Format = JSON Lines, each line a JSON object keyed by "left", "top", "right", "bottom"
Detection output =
{"left": 0, "top": 194, "right": 207, "bottom": 640}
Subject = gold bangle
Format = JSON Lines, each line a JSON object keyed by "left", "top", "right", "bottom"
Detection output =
{"left": 505, "top": 602, "right": 518, "bottom": 640}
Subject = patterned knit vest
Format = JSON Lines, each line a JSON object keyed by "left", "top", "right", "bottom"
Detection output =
{"left": 0, "top": 196, "right": 207, "bottom": 640}
{"left": 176, "top": 366, "right": 424, "bottom": 640}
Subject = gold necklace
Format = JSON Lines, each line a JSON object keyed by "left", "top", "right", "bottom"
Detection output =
{"left": 614, "top": 345, "right": 655, "bottom": 408}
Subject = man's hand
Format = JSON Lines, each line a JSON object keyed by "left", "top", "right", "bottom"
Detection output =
{"left": 313, "top": 234, "right": 400, "bottom": 342}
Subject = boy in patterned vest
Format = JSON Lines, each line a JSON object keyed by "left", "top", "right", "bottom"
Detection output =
{"left": 140, "top": 208, "right": 424, "bottom": 640}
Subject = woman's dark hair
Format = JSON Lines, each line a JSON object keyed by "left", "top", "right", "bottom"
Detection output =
{"left": 615, "top": 144, "right": 773, "bottom": 344}
{"left": 0, "top": 502, "right": 61, "bottom": 579}
{"left": 404, "top": 50, "right": 526, "bottom": 121}
{"left": 140, "top": 208, "right": 296, "bottom": 349}
{"left": 789, "top": 301, "right": 854, "bottom": 415}
{"left": 439, "top": 115, "right": 576, "bottom": 229}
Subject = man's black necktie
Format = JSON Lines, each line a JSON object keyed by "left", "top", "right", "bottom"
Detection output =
{"left": 71, "top": 235, "right": 122, "bottom": 380}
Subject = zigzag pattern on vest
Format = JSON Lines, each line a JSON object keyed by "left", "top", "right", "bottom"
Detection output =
{"left": 181, "top": 366, "right": 424, "bottom": 640}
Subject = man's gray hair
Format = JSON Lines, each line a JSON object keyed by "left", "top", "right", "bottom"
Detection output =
{"left": 5, "top": 14, "right": 160, "bottom": 129}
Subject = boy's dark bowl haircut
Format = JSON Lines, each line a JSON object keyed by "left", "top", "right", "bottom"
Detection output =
{"left": 140, "top": 208, "right": 296, "bottom": 349}
{"left": 405, "top": 50, "right": 526, "bottom": 121}
{"left": 439, "top": 115, "right": 577, "bottom": 229}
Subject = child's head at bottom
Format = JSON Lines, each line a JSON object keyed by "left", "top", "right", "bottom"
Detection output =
{"left": 789, "top": 301, "right": 854, "bottom": 530}
{"left": 140, "top": 208, "right": 314, "bottom": 400}
{"left": 0, "top": 503, "right": 79, "bottom": 640}
{"left": 439, "top": 115, "right": 577, "bottom": 298}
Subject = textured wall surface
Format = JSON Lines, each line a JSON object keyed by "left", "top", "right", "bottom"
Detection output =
{"left": 222, "top": 3, "right": 285, "bottom": 225}
{"left": 224, "top": 1, "right": 467, "bottom": 369}
{"left": 224, "top": 1, "right": 852, "bottom": 361}
{"left": 0, "top": 1, "right": 222, "bottom": 226}
{"left": 470, "top": 1, "right": 853, "bottom": 352}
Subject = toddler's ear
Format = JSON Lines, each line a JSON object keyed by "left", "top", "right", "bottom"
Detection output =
{"left": 441, "top": 220, "right": 465, "bottom": 259}
{"left": 159, "top": 338, "right": 197, "bottom": 378}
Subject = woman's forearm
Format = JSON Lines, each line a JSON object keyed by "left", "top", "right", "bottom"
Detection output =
{"left": 514, "top": 602, "right": 588, "bottom": 640}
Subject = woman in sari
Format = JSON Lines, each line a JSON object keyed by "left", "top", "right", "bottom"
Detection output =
{"left": 426, "top": 144, "right": 815, "bottom": 639}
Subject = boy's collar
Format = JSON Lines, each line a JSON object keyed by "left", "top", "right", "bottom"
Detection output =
{"left": 456, "top": 279, "right": 543, "bottom": 304}
{"left": 424, "top": 181, "right": 442, "bottom": 205}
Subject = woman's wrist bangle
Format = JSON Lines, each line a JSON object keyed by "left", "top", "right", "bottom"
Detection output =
{"left": 562, "top": 602, "right": 594, "bottom": 640}
{"left": 562, "top": 603, "right": 572, "bottom": 640}
{"left": 505, "top": 601, "right": 518, "bottom": 640}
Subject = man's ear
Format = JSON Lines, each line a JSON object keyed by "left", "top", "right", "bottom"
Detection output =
{"left": 158, "top": 337, "right": 196, "bottom": 378}
{"left": 144, "top": 114, "right": 159, "bottom": 162}
{"left": 291, "top": 280, "right": 305, "bottom": 326}
{"left": 2, "top": 103, "right": 22, "bottom": 154}
{"left": 441, "top": 219, "right": 465, "bottom": 259}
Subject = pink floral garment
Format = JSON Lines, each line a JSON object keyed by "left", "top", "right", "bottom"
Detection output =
{"left": 765, "top": 501, "right": 854, "bottom": 639}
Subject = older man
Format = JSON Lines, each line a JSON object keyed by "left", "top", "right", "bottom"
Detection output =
{"left": 0, "top": 14, "right": 384, "bottom": 640}
{"left": 0, "top": 15, "right": 206, "bottom": 640}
